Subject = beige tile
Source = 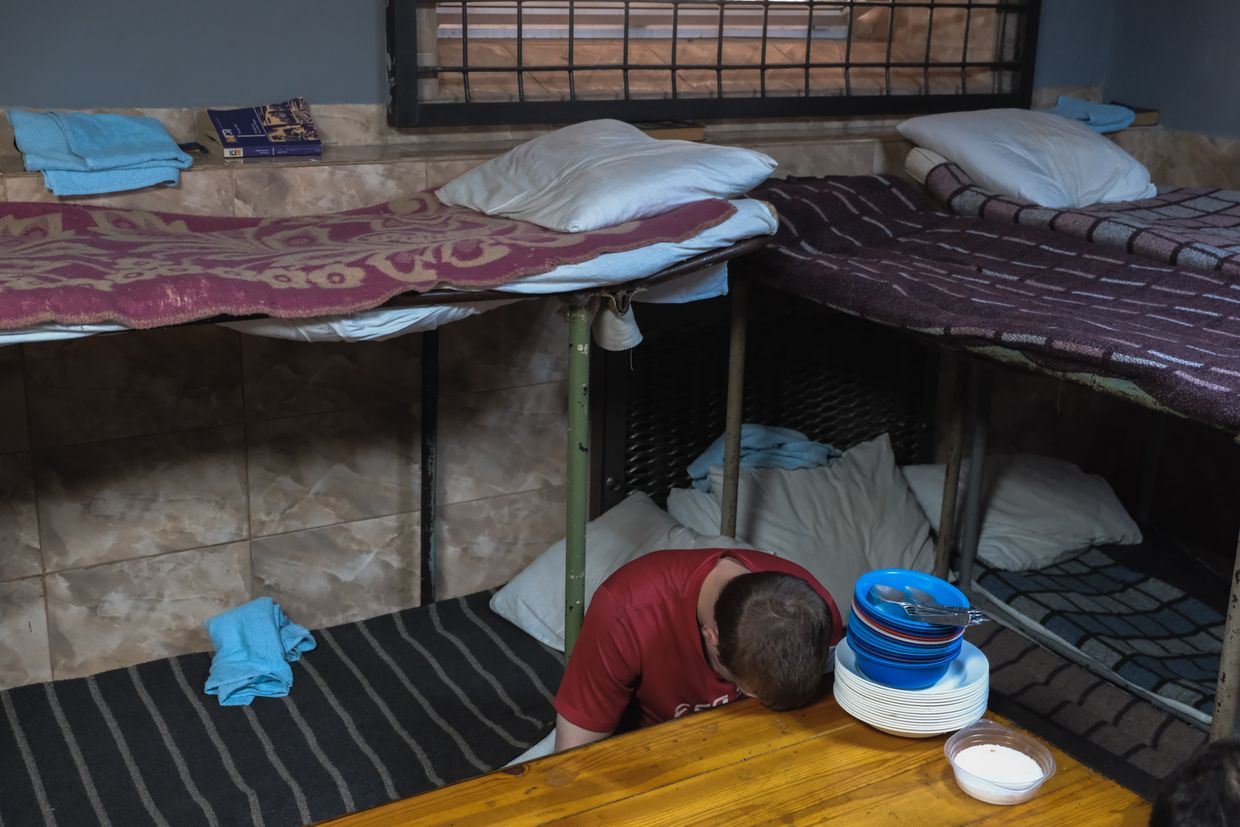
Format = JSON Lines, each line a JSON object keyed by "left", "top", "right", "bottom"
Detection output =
{"left": 45, "top": 542, "right": 251, "bottom": 679}
{"left": 0, "top": 346, "right": 27, "bottom": 453}
{"left": 252, "top": 512, "right": 420, "bottom": 629}
{"left": 24, "top": 327, "right": 243, "bottom": 447}
{"left": 439, "top": 381, "right": 566, "bottom": 505}
{"left": 37, "top": 426, "right": 248, "bottom": 572}
{"left": 2, "top": 167, "right": 236, "bottom": 215}
{"left": 757, "top": 138, "right": 879, "bottom": 178}
{"left": 425, "top": 157, "right": 491, "bottom": 189}
{"left": 242, "top": 334, "right": 421, "bottom": 420}
{"left": 874, "top": 136, "right": 915, "bottom": 177}
{"left": 248, "top": 407, "right": 420, "bottom": 536}
{"left": 1112, "top": 128, "right": 1240, "bottom": 190}
{"left": 0, "top": 453, "right": 40, "bottom": 581}
{"left": 0, "top": 578, "right": 51, "bottom": 689}
{"left": 232, "top": 161, "right": 429, "bottom": 217}
{"left": 438, "top": 299, "right": 568, "bottom": 394}
{"left": 438, "top": 486, "right": 566, "bottom": 599}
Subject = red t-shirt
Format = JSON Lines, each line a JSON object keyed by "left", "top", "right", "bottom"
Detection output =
{"left": 554, "top": 548, "right": 843, "bottom": 733}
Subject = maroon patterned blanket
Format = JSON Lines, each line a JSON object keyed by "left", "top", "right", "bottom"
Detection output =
{"left": 742, "top": 175, "right": 1240, "bottom": 432}
{"left": 925, "top": 162, "right": 1240, "bottom": 277}
{"left": 0, "top": 194, "right": 736, "bottom": 330}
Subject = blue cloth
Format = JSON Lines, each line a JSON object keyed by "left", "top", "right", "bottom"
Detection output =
{"left": 8, "top": 110, "right": 193, "bottom": 196}
{"left": 204, "top": 597, "right": 316, "bottom": 707}
{"left": 687, "top": 423, "right": 841, "bottom": 491}
{"left": 1041, "top": 96, "right": 1135, "bottom": 133}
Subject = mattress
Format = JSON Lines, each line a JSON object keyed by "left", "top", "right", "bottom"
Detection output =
{"left": 740, "top": 174, "right": 1240, "bottom": 433}
{"left": 920, "top": 158, "right": 1240, "bottom": 277}
{"left": 0, "top": 198, "right": 777, "bottom": 346}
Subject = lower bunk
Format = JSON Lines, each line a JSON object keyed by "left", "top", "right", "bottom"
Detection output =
{"left": 0, "top": 591, "right": 562, "bottom": 826}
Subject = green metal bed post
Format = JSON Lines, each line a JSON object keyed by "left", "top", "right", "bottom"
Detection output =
{"left": 720, "top": 279, "right": 749, "bottom": 538}
{"left": 956, "top": 368, "right": 992, "bottom": 599}
{"left": 1211, "top": 528, "right": 1240, "bottom": 739}
{"left": 564, "top": 301, "right": 592, "bottom": 656}
{"left": 933, "top": 357, "right": 968, "bottom": 580}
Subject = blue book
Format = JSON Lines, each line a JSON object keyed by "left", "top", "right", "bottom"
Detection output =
{"left": 202, "top": 98, "right": 322, "bottom": 159}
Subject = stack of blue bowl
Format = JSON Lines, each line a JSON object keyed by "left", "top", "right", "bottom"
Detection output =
{"left": 847, "top": 569, "right": 970, "bottom": 690}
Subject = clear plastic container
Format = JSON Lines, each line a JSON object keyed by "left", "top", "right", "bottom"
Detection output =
{"left": 944, "top": 719, "right": 1056, "bottom": 805}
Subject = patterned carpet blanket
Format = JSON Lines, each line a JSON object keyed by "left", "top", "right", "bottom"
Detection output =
{"left": 0, "top": 590, "right": 563, "bottom": 827}
{"left": 0, "top": 195, "right": 736, "bottom": 330}
{"left": 925, "top": 162, "right": 1240, "bottom": 277}
{"left": 975, "top": 530, "right": 1226, "bottom": 727}
{"left": 742, "top": 174, "right": 1240, "bottom": 433}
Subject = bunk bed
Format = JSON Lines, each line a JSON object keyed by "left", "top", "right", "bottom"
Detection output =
{"left": 727, "top": 172, "right": 1240, "bottom": 741}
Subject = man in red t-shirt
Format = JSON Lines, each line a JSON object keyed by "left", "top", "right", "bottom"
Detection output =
{"left": 554, "top": 547, "right": 843, "bottom": 751}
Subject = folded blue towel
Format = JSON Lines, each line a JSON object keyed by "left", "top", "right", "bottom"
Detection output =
{"left": 688, "top": 423, "right": 842, "bottom": 491}
{"left": 1041, "top": 96, "right": 1135, "bottom": 133}
{"left": 204, "top": 597, "right": 316, "bottom": 707}
{"left": 8, "top": 110, "right": 192, "bottom": 196}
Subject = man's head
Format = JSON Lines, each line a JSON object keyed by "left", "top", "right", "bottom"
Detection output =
{"left": 1150, "top": 737, "right": 1240, "bottom": 827}
{"left": 703, "top": 571, "right": 832, "bottom": 710}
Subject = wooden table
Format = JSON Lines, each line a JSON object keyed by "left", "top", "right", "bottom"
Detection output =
{"left": 326, "top": 696, "right": 1151, "bottom": 825}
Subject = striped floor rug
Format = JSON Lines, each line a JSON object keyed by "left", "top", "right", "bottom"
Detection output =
{"left": 0, "top": 590, "right": 563, "bottom": 827}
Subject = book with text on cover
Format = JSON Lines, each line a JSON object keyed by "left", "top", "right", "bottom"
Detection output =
{"left": 200, "top": 98, "right": 322, "bottom": 158}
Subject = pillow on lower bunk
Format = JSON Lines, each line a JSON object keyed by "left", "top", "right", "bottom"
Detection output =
{"left": 897, "top": 108, "right": 1156, "bottom": 208}
{"left": 666, "top": 434, "right": 935, "bottom": 609}
{"left": 900, "top": 454, "right": 1142, "bottom": 572}
{"left": 436, "top": 119, "right": 777, "bottom": 232}
{"left": 489, "top": 491, "right": 753, "bottom": 651}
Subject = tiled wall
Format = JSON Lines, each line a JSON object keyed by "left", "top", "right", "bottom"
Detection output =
{"left": 0, "top": 107, "right": 902, "bottom": 690}
{"left": 0, "top": 301, "right": 573, "bottom": 689}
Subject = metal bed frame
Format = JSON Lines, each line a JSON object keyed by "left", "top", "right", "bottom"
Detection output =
{"left": 711, "top": 288, "right": 1240, "bottom": 740}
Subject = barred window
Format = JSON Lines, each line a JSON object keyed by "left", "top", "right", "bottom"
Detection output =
{"left": 387, "top": 0, "right": 1039, "bottom": 126}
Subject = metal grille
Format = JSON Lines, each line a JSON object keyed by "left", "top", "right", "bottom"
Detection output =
{"left": 593, "top": 289, "right": 936, "bottom": 510}
{"left": 388, "top": 0, "right": 1040, "bottom": 126}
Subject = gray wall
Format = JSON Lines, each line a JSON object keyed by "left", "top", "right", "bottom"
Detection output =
{"left": 0, "top": 0, "right": 386, "bottom": 107}
{"left": 1107, "top": 1, "right": 1240, "bottom": 139}
{"left": 1033, "top": 0, "right": 1115, "bottom": 89}
{"left": 2, "top": 0, "right": 1112, "bottom": 110}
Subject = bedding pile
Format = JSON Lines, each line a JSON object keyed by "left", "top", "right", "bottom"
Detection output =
{"left": 925, "top": 161, "right": 1240, "bottom": 277}
{"left": 0, "top": 194, "right": 736, "bottom": 331}
{"left": 742, "top": 174, "right": 1240, "bottom": 432}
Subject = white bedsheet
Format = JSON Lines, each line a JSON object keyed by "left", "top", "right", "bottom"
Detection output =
{"left": 0, "top": 198, "right": 776, "bottom": 346}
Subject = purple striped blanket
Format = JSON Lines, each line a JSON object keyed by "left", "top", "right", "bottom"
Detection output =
{"left": 741, "top": 175, "right": 1240, "bottom": 433}
{"left": 925, "top": 162, "right": 1240, "bottom": 277}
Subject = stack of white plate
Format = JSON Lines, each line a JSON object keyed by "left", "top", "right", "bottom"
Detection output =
{"left": 833, "top": 638, "right": 989, "bottom": 738}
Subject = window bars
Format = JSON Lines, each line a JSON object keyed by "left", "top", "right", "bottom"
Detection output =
{"left": 387, "top": 0, "right": 1040, "bottom": 126}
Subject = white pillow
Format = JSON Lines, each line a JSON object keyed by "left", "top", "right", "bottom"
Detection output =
{"left": 897, "top": 109, "right": 1156, "bottom": 208}
{"left": 436, "top": 119, "right": 777, "bottom": 232}
{"left": 900, "top": 454, "right": 1142, "bottom": 572}
{"left": 667, "top": 434, "right": 935, "bottom": 610}
{"left": 489, "top": 491, "right": 753, "bottom": 651}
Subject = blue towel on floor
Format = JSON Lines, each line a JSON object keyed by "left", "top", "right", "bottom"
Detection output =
{"left": 204, "top": 597, "right": 316, "bottom": 707}
{"left": 1041, "top": 96, "right": 1135, "bottom": 133}
{"left": 8, "top": 110, "right": 192, "bottom": 196}
{"left": 687, "top": 423, "right": 842, "bottom": 491}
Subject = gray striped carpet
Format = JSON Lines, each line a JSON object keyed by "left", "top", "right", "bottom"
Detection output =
{"left": 976, "top": 620, "right": 1207, "bottom": 799}
{"left": 0, "top": 590, "right": 563, "bottom": 827}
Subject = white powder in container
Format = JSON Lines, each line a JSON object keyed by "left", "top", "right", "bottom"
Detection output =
{"left": 954, "top": 743, "right": 1043, "bottom": 785}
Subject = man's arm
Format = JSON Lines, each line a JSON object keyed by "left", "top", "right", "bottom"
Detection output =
{"left": 553, "top": 713, "right": 612, "bottom": 752}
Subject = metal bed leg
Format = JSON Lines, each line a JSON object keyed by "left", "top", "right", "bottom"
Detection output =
{"left": 420, "top": 329, "right": 439, "bottom": 606}
{"left": 933, "top": 357, "right": 968, "bottom": 580}
{"left": 721, "top": 279, "right": 749, "bottom": 538}
{"left": 956, "top": 367, "right": 992, "bottom": 598}
{"left": 564, "top": 302, "right": 592, "bottom": 656}
{"left": 1211, "top": 526, "right": 1240, "bottom": 739}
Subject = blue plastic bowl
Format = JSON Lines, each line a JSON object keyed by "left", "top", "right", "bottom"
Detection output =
{"left": 852, "top": 597, "right": 966, "bottom": 640}
{"left": 847, "top": 613, "right": 961, "bottom": 659}
{"left": 851, "top": 643, "right": 958, "bottom": 689}
{"left": 848, "top": 626, "right": 962, "bottom": 664}
{"left": 854, "top": 569, "right": 970, "bottom": 633}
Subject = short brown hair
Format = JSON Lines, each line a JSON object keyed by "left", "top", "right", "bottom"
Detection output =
{"left": 714, "top": 571, "right": 832, "bottom": 710}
